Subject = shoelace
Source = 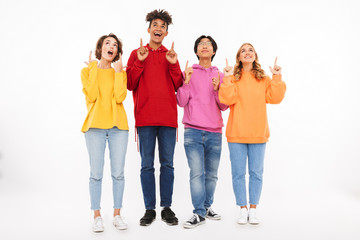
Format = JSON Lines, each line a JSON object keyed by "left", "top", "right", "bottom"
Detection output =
{"left": 188, "top": 214, "right": 199, "bottom": 223}
{"left": 95, "top": 217, "right": 103, "bottom": 227}
{"left": 163, "top": 208, "right": 175, "bottom": 217}
{"left": 207, "top": 208, "right": 216, "bottom": 215}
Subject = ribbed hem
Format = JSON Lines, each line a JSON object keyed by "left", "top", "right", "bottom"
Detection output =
{"left": 184, "top": 124, "right": 222, "bottom": 133}
{"left": 227, "top": 137, "right": 268, "bottom": 143}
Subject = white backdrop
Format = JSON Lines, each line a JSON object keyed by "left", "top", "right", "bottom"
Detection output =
{"left": 1, "top": 0, "right": 360, "bottom": 239}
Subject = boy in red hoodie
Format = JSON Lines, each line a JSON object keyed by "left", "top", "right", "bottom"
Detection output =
{"left": 126, "top": 9, "right": 182, "bottom": 226}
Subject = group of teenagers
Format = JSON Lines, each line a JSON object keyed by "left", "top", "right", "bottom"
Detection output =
{"left": 80, "top": 9, "right": 286, "bottom": 232}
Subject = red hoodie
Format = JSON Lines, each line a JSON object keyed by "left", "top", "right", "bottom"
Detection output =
{"left": 126, "top": 44, "right": 183, "bottom": 128}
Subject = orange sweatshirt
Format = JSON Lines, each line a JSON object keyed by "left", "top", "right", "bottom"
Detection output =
{"left": 219, "top": 72, "right": 286, "bottom": 143}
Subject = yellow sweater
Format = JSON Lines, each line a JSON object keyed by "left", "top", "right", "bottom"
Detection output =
{"left": 219, "top": 72, "right": 286, "bottom": 143}
{"left": 81, "top": 61, "right": 129, "bottom": 132}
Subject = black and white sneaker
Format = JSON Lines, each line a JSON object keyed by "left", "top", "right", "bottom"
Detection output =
{"left": 206, "top": 207, "right": 221, "bottom": 220}
{"left": 183, "top": 214, "right": 206, "bottom": 229}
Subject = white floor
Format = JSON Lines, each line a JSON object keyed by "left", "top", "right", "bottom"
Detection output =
{"left": 1, "top": 172, "right": 360, "bottom": 240}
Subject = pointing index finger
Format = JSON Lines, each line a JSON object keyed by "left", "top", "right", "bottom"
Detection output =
{"left": 171, "top": 41, "right": 174, "bottom": 51}
{"left": 226, "top": 58, "right": 229, "bottom": 67}
{"left": 185, "top": 60, "right": 188, "bottom": 69}
{"left": 140, "top": 38, "right": 143, "bottom": 48}
{"left": 274, "top": 57, "right": 278, "bottom": 66}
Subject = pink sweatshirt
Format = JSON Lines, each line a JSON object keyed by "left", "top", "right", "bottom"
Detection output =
{"left": 176, "top": 64, "right": 228, "bottom": 133}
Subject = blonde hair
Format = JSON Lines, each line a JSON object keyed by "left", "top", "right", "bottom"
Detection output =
{"left": 233, "top": 43, "right": 266, "bottom": 81}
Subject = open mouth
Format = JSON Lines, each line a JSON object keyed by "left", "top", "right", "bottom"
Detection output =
{"left": 108, "top": 51, "right": 113, "bottom": 57}
{"left": 154, "top": 32, "right": 162, "bottom": 37}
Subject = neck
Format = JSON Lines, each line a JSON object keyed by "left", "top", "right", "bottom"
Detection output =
{"left": 199, "top": 58, "right": 212, "bottom": 68}
{"left": 98, "top": 59, "right": 112, "bottom": 69}
{"left": 242, "top": 62, "right": 253, "bottom": 72}
{"left": 149, "top": 40, "right": 162, "bottom": 50}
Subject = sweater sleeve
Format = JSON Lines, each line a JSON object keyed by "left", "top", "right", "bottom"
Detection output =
{"left": 81, "top": 61, "right": 98, "bottom": 103}
{"left": 126, "top": 49, "right": 144, "bottom": 91}
{"left": 169, "top": 61, "right": 183, "bottom": 91}
{"left": 176, "top": 72, "right": 190, "bottom": 107}
{"left": 214, "top": 73, "right": 229, "bottom": 111}
{"left": 265, "top": 75, "right": 286, "bottom": 104}
{"left": 114, "top": 70, "right": 127, "bottom": 104}
{"left": 219, "top": 75, "right": 237, "bottom": 106}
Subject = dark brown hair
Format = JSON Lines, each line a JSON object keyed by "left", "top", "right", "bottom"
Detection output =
{"left": 95, "top": 33, "right": 123, "bottom": 62}
{"left": 146, "top": 9, "right": 173, "bottom": 30}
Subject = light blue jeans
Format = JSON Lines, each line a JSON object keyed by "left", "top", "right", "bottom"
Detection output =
{"left": 184, "top": 128, "right": 222, "bottom": 217}
{"left": 228, "top": 142, "right": 266, "bottom": 206}
{"left": 85, "top": 127, "right": 128, "bottom": 210}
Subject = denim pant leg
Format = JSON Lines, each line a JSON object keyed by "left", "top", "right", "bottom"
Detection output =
{"left": 85, "top": 128, "right": 107, "bottom": 210}
{"left": 248, "top": 143, "right": 266, "bottom": 205}
{"left": 158, "top": 126, "right": 176, "bottom": 207}
{"left": 184, "top": 128, "right": 206, "bottom": 217}
{"left": 228, "top": 142, "right": 248, "bottom": 206}
{"left": 108, "top": 127, "right": 129, "bottom": 209}
{"left": 204, "top": 131, "right": 222, "bottom": 209}
{"left": 138, "top": 126, "right": 157, "bottom": 210}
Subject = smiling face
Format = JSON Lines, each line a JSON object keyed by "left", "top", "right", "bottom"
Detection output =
{"left": 238, "top": 44, "right": 256, "bottom": 64}
{"left": 196, "top": 38, "right": 215, "bottom": 60}
{"left": 101, "top": 37, "right": 118, "bottom": 62}
{"left": 147, "top": 18, "right": 168, "bottom": 45}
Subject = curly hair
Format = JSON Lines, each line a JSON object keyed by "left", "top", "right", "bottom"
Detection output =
{"left": 233, "top": 43, "right": 266, "bottom": 81}
{"left": 95, "top": 33, "right": 123, "bottom": 63}
{"left": 146, "top": 9, "right": 173, "bottom": 30}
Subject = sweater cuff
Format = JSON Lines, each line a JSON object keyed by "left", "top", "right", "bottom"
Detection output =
{"left": 88, "top": 61, "right": 97, "bottom": 69}
{"left": 272, "top": 74, "right": 282, "bottom": 81}
{"left": 134, "top": 58, "right": 145, "bottom": 68}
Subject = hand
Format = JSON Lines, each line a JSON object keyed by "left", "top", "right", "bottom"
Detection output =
{"left": 212, "top": 71, "right": 220, "bottom": 91}
{"left": 113, "top": 54, "right": 126, "bottom": 72}
{"left": 223, "top": 58, "right": 233, "bottom": 77}
{"left": 166, "top": 42, "right": 178, "bottom": 64}
{"left": 269, "top": 57, "right": 282, "bottom": 75}
{"left": 184, "top": 60, "right": 193, "bottom": 84}
{"left": 137, "top": 38, "right": 149, "bottom": 61}
{"left": 84, "top": 51, "right": 96, "bottom": 66}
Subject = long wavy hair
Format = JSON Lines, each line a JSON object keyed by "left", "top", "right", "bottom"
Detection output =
{"left": 233, "top": 43, "right": 266, "bottom": 81}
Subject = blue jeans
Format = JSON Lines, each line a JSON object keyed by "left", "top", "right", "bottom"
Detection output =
{"left": 137, "top": 126, "right": 176, "bottom": 210}
{"left": 228, "top": 142, "right": 266, "bottom": 206}
{"left": 184, "top": 128, "right": 222, "bottom": 217}
{"left": 85, "top": 127, "right": 128, "bottom": 210}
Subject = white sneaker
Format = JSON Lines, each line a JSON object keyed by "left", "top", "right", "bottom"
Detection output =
{"left": 92, "top": 216, "right": 104, "bottom": 232}
{"left": 113, "top": 215, "right": 128, "bottom": 230}
{"left": 237, "top": 208, "right": 248, "bottom": 225}
{"left": 248, "top": 208, "right": 260, "bottom": 225}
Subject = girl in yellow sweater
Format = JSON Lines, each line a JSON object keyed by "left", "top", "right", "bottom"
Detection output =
{"left": 81, "top": 33, "right": 129, "bottom": 232}
{"left": 219, "top": 43, "right": 286, "bottom": 225}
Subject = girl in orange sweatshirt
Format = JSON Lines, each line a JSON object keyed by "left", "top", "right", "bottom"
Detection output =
{"left": 219, "top": 43, "right": 286, "bottom": 225}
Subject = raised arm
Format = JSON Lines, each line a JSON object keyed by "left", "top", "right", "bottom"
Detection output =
{"left": 81, "top": 53, "right": 98, "bottom": 103}
{"left": 176, "top": 61, "right": 192, "bottom": 107}
{"left": 167, "top": 42, "right": 183, "bottom": 90}
{"left": 219, "top": 59, "right": 237, "bottom": 106}
{"left": 126, "top": 39, "right": 147, "bottom": 91}
{"left": 113, "top": 54, "right": 127, "bottom": 103}
{"left": 266, "top": 57, "right": 286, "bottom": 104}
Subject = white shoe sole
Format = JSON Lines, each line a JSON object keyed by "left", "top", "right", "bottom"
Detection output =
{"left": 113, "top": 223, "right": 128, "bottom": 230}
{"left": 206, "top": 215, "right": 221, "bottom": 220}
{"left": 92, "top": 227, "right": 104, "bottom": 232}
{"left": 249, "top": 221, "right": 259, "bottom": 225}
{"left": 183, "top": 221, "right": 205, "bottom": 229}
